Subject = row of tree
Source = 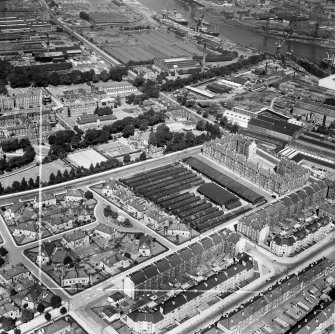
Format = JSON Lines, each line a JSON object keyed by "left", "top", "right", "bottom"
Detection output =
{"left": 45, "top": 108, "right": 164, "bottom": 162}
{"left": 0, "top": 60, "right": 128, "bottom": 89}
{"left": 0, "top": 247, "right": 8, "bottom": 268}
{"left": 291, "top": 55, "right": 329, "bottom": 78}
{"left": 0, "top": 295, "right": 63, "bottom": 333}
{"left": 102, "top": 108, "right": 166, "bottom": 136}
{"left": 160, "top": 54, "right": 266, "bottom": 92}
{"left": 0, "top": 155, "right": 123, "bottom": 195}
{"left": 148, "top": 120, "right": 223, "bottom": 153}
{"left": 44, "top": 128, "right": 110, "bottom": 162}
{"left": 94, "top": 106, "right": 114, "bottom": 116}
{"left": 125, "top": 79, "right": 160, "bottom": 105}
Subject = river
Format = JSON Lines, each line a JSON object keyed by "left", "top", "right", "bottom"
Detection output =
{"left": 138, "top": 0, "right": 329, "bottom": 61}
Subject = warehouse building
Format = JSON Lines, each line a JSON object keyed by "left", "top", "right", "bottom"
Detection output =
{"left": 154, "top": 57, "right": 199, "bottom": 72}
{"left": 197, "top": 183, "right": 241, "bottom": 210}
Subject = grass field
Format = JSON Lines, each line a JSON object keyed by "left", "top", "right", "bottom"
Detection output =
{"left": 68, "top": 149, "right": 107, "bottom": 169}
{"left": 0, "top": 160, "right": 70, "bottom": 188}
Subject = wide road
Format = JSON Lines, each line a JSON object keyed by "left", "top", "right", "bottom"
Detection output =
{"left": 0, "top": 146, "right": 201, "bottom": 205}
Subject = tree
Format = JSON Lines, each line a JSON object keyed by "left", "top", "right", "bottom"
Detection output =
{"left": 230, "top": 123, "right": 239, "bottom": 133}
{"left": 139, "top": 119, "right": 149, "bottom": 131}
{"left": 11, "top": 181, "right": 21, "bottom": 192}
{"left": 123, "top": 218, "right": 132, "bottom": 227}
{"left": 14, "top": 328, "right": 21, "bottom": 334}
{"left": 0, "top": 257, "right": 5, "bottom": 267}
{"left": 50, "top": 295, "right": 62, "bottom": 308}
{"left": 99, "top": 70, "right": 110, "bottom": 82}
{"left": 48, "top": 172, "right": 56, "bottom": 185}
{"left": 55, "top": 170, "right": 63, "bottom": 184}
{"left": 148, "top": 129, "right": 156, "bottom": 146}
{"left": 28, "top": 178, "right": 35, "bottom": 189}
{"left": 122, "top": 124, "right": 135, "bottom": 138}
{"left": 63, "top": 256, "right": 74, "bottom": 267}
{"left": 37, "top": 303, "right": 45, "bottom": 314}
{"left": 115, "top": 94, "right": 121, "bottom": 107}
{"left": 123, "top": 154, "right": 131, "bottom": 163}
{"left": 21, "top": 309, "right": 33, "bottom": 323}
{"left": 84, "top": 190, "right": 93, "bottom": 200}
{"left": 111, "top": 211, "right": 118, "bottom": 219}
{"left": 133, "top": 75, "right": 144, "bottom": 87}
{"left": 1, "top": 317, "right": 15, "bottom": 331}
{"left": 79, "top": 11, "right": 90, "bottom": 21}
{"left": 44, "top": 312, "right": 51, "bottom": 321}
{"left": 185, "top": 132, "right": 196, "bottom": 147}
{"left": 103, "top": 205, "right": 113, "bottom": 217}
{"left": 109, "top": 66, "right": 128, "bottom": 82}
{"left": 60, "top": 307, "right": 67, "bottom": 315}
{"left": 139, "top": 151, "right": 146, "bottom": 161}
{"left": 0, "top": 247, "right": 8, "bottom": 257}
{"left": 20, "top": 178, "right": 28, "bottom": 191}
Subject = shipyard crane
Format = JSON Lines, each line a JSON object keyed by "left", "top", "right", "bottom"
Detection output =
{"left": 194, "top": 8, "right": 206, "bottom": 33}
{"left": 275, "top": 33, "right": 293, "bottom": 64}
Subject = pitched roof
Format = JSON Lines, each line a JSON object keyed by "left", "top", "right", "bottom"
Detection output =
{"left": 155, "top": 258, "right": 171, "bottom": 273}
{"left": 42, "top": 319, "right": 71, "bottom": 334}
{"left": 16, "top": 222, "right": 38, "bottom": 232}
{"left": 127, "top": 310, "right": 164, "bottom": 324}
{"left": 63, "top": 230, "right": 87, "bottom": 243}
{"left": 0, "top": 265, "right": 28, "bottom": 281}
{"left": 22, "top": 284, "right": 44, "bottom": 302}
{"left": 95, "top": 223, "right": 115, "bottom": 235}
{"left": 64, "top": 269, "right": 88, "bottom": 280}
{"left": 130, "top": 270, "right": 146, "bottom": 285}
{"left": 66, "top": 189, "right": 83, "bottom": 198}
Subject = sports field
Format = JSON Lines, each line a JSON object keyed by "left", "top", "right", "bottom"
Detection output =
{"left": 68, "top": 149, "right": 107, "bottom": 169}
{"left": 0, "top": 160, "right": 70, "bottom": 188}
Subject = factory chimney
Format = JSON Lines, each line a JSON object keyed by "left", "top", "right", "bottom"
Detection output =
{"left": 202, "top": 42, "right": 207, "bottom": 70}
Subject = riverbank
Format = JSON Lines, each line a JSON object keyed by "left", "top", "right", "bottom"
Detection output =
{"left": 213, "top": 16, "right": 335, "bottom": 49}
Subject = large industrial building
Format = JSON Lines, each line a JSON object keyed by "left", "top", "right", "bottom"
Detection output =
{"left": 318, "top": 74, "right": 335, "bottom": 92}
{"left": 203, "top": 134, "right": 309, "bottom": 196}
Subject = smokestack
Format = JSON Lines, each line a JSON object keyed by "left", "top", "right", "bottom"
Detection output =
{"left": 202, "top": 42, "right": 207, "bottom": 70}
{"left": 265, "top": 62, "right": 268, "bottom": 76}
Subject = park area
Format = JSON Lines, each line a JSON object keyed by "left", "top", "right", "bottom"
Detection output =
{"left": 81, "top": 28, "right": 204, "bottom": 64}
{"left": 68, "top": 149, "right": 107, "bottom": 169}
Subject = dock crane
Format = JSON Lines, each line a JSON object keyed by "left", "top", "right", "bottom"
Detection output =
{"left": 194, "top": 9, "right": 206, "bottom": 32}
{"left": 275, "top": 33, "right": 293, "bottom": 64}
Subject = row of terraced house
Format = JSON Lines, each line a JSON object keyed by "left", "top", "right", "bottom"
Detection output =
{"left": 237, "top": 179, "right": 333, "bottom": 247}
{"left": 124, "top": 229, "right": 244, "bottom": 300}
{"left": 126, "top": 253, "right": 254, "bottom": 334}
{"left": 217, "top": 257, "right": 334, "bottom": 334}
